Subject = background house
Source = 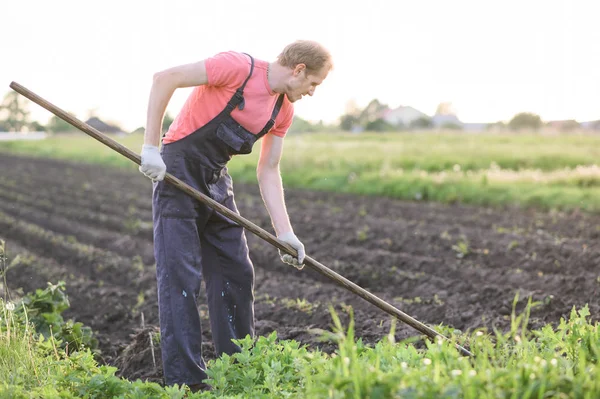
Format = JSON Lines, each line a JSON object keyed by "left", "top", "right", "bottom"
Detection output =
{"left": 431, "top": 113, "right": 463, "bottom": 129}
{"left": 85, "top": 117, "right": 125, "bottom": 135}
{"left": 383, "top": 106, "right": 429, "bottom": 127}
{"left": 581, "top": 120, "right": 600, "bottom": 131}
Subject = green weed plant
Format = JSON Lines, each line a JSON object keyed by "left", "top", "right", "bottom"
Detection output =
{"left": 0, "top": 282, "right": 598, "bottom": 398}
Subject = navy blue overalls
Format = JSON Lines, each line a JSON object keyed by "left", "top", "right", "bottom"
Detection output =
{"left": 152, "top": 54, "right": 285, "bottom": 386}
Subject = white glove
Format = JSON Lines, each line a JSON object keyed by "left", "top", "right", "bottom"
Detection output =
{"left": 278, "top": 231, "right": 305, "bottom": 270}
{"left": 139, "top": 144, "right": 167, "bottom": 181}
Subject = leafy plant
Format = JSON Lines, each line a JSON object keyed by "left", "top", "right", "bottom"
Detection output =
{"left": 2, "top": 283, "right": 600, "bottom": 398}
{"left": 15, "top": 281, "right": 98, "bottom": 353}
{"left": 356, "top": 226, "right": 369, "bottom": 241}
{"left": 452, "top": 236, "right": 471, "bottom": 258}
{"left": 203, "top": 331, "right": 325, "bottom": 397}
{"left": 280, "top": 298, "right": 319, "bottom": 314}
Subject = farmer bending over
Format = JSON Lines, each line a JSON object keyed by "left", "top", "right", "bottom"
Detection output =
{"left": 138, "top": 40, "right": 332, "bottom": 391}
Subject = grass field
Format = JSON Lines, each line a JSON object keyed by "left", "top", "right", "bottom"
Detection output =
{"left": 2, "top": 290, "right": 599, "bottom": 398}
{"left": 2, "top": 130, "right": 600, "bottom": 212}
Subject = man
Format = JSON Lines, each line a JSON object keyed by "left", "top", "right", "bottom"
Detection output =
{"left": 138, "top": 40, "right": 332, "bottom": 390}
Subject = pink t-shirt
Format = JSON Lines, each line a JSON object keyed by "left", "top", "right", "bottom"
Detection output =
{"left": 163, "top": 51, "right": 294, "bottom": 144}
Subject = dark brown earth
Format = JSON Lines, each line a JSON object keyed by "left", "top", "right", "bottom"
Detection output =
{"left": 1, "top": 152, "right": 599, "bottom": 384}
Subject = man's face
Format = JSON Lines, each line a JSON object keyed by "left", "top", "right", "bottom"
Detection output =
{"left": 285, "top": 64, "right": 329, "bottom": 103}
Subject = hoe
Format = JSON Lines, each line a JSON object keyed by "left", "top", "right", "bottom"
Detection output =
{"left": 10, "top": 81, "right": 473, "bottom": 357}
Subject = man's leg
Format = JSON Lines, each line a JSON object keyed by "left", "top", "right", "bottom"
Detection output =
{"left": 154, "top": 215, "right": 208, "bottom": 386}
{"left": 153, "top": 166, "right": 213, "bottom": 387}
{"left": 200, "top": 197, "right": 255, "bottom": 356}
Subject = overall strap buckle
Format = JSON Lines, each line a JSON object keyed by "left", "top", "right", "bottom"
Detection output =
{"left": 226, "top": 89, "right": 245, "bottom": 112}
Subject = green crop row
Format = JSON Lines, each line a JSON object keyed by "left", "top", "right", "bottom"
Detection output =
{"left": 4, "top": 131, "right": 600, "bottom": 172}
{"left": 2, "top": 131, "right": 600, "bottom": 212}
{"left": 0, "top": 279, "right": 598, "bottom": 398}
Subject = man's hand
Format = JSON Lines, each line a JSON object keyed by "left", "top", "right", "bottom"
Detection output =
{"left": 139, "top": 144, "right": 167, "bottom": 181}
{"left": 277, "top": 231, "right": 305, "bottom": 270}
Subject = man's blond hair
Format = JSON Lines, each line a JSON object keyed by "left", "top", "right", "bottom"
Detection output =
{"left": 277, "top": 40, "right": 333, "bottom": 74}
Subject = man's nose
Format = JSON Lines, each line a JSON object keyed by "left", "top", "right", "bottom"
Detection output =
{"left": 308, "top": 87, "right": 315, "bottom": 96}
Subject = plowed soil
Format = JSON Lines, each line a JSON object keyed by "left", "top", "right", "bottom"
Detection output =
{"left": 1, "top": 152, "right": 599, "bottom": 384}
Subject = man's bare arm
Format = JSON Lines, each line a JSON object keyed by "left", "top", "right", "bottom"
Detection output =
{"left": 144, "top": 61, "right": 209, "bottom": 146}
{"left": 256, "top": 133, "right": 292, "bottom": 235}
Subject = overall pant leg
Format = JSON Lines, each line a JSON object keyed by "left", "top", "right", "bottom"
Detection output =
{"left": 152, "top": 152, "right": 212, "bottom": 387}
{"left": 201, "top": 174, "right": 255, "bottom": 356}
{"left": 153, "top": 215, "right": 208, "bottom": 386}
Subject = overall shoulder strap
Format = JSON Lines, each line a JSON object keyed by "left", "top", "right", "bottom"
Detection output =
{"left": 238, "top": 53, "right": 255, "bottom": 94}
{"left": 257, "top": 94, "right": 286, "bottom": 139}
{"left": 225, "top": 53, "right": 255, "bottom": 112}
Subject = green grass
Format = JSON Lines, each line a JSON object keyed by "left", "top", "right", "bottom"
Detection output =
{"left": 0, "top": 133, "right": 144, "bottom": 168}
{"left": 2, "top": 130, "right": 600, "bottom": 212}
{"left": 1, "top": 285, "right": 599, "bottom": 398}
{"left": 0, "top": 299, "right": 181, "bottom": 398}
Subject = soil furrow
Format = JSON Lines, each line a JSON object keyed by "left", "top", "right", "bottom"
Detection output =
{"left": 0, "top": 211, "right": 153, "bottom": 288}
{"left": 0, "top": 188, "right": 153, "bottom": 240}
{"left": 0, "top": 198, "right": 155, "bottom": 264}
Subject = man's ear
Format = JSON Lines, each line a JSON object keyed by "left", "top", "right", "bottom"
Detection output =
{"left": 293, "top": 63, "right": 306, "bottom": 76}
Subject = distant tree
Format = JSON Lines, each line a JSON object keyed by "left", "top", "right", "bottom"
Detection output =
{"left": 344, "top": 99, "right": 361, "bottom": 116}
{"left": 47, "top": 114, "right": 78, "bottom": 133}
{"left": 359, "top": 99, "right": 389, "bottom": 124}
{"left": 338, "top": 98, "right": 390, "bottom": 132}
{"left": 289, "top": 116, "right": 320, "bottom": 133}
{"left": 559, "top": 119, "right": 580, "bottom": 132}
{"left": 28, "top": 121, "right": 46, "bottom": 132}
{"left": 435, "top": 102, "right": 457, "bottom": 116}
{"left": 487, "top": 121, "right": 506, "bottom": 130}
{"left": 339, "top": 114, "right": 360, "bottom": 131}
{"left": 364, "top": 118, "right": 395, "bottom": 132}
{"left": 0, "top": 91, "right": 31, "bottom": 132}
{"left": 410, "top": 116, "right": 433, "bottom": 129}
{"left": 508, "top": 112, "right": 542, "bottom": 130}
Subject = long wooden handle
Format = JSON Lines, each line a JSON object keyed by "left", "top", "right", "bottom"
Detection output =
{"left": 9, "top": 81, "right": 473, "bottom": 357}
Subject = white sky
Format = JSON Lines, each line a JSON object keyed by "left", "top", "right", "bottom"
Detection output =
{"left": 2, "top": 0, "right": 599, "bottom": 131}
